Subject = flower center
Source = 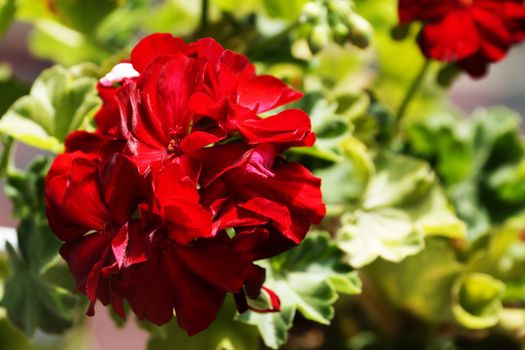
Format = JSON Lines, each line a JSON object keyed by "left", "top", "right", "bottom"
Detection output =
{"left": 167, "top": 129, "right": 183, "bottom": 156}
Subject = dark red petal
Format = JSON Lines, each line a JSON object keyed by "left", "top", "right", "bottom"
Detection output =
{"left": 216, "top": 199, "right": 268, "bottom": 230}
{"left": 99, "top": 155, "right": 149, "bottom": 225}
{"left": 398, "top": 0, "right": 457, "bottom": 23}
{"left": 46, "top": 154, "right": 110, "bottom": 241}
{"left": 457, "top": 53, "right": 490, "bottom": 78}
{"left": 118, "top": 250, "right": 176, "bottom": 326}
{"left": 175, "top": 244, "right": 247, "bottom": 292}
{"left": 232, "top": 227, "right": 296, "bottom": 261}
{"left": 166, "top": 251, "right": 226, "bottom": 335}
{"left": 245, "top": 264, "right": 266, "bottom": 300}
{"left": 65, "top": 131, "right": 108, "bottom": 154}
{"left": 60, "top": 232, "right": 112, "bottom": 299}
{"left": 111, "top": 221, "right": 149, "bottom": 269}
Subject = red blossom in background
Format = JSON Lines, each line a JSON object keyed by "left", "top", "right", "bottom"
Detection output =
{"left": 45, "top": 34, "right": 325, "bottom": 335}
{"left": 398, "top": 0, "right": 525, "bottom": 77}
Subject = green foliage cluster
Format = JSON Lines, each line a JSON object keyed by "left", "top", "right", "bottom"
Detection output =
{"left": 0, "top": 0, "right": 524, "bottom": 349}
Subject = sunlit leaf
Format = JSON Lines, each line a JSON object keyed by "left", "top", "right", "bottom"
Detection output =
{"left": 0, "top": 65, "right": 100, "bottom": 153}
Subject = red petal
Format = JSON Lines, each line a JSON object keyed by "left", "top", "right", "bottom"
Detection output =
{"left": 471, "top": 6, "right": 512, "bottom": 61}
{"left": 236, "top": 109, "right": 314, "bottom": 146}
{"left": 164, "top": 200, "right": 214, "bottom": 245}
{"left": 180, "top": 131, "right": 224, "bottom": 155}
{"left": 237, "top": 75, "right": 302, "bottom": 113}
{"left": 239, "top": 197, "right": 292, "bottom": 233}
{"left": 419, "top": 10, "right": 480, "bottom": 61}
{"left": 131, "top": 33, "right": 186, "bottom": 72}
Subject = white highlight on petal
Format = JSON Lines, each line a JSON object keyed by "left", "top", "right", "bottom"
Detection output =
{"left": 99, "top": 63, "right": 140, "bottom": 87}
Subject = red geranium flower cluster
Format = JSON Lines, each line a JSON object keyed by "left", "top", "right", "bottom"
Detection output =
{"left": 399, "top": 0, "right": 525, "bottom": 77}
{"left": 45, "top": 34, "right": 325, "bottom": 335}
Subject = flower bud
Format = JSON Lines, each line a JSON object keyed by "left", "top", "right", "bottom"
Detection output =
{"left": 326, "top": 0, "right": 353, "bottom": 17}
{"left": 347, "top": 13, "right": 373, "bottom": 49}
{"left": 308, "top": 23, "right": 332, "bottom": 53}
{"left": 332, "top": 21, "right": 350, "bottom": 45}
{"left": 302, "top": 2, "right": 324, "bottom": 22}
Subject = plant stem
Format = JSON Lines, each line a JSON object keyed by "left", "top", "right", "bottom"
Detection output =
{"left": 200, "top": 0, "right": 209, "bottom": 31}
{"left": 0, "top": 136, "right": 14, "bottom": 179}
{"left": 394, "top": 58, "right": 431, "bottom": 135}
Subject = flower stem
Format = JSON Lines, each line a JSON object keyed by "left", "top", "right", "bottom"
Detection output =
{"left": 393, "top": 58, "right": 431, "bottom": 135}
{"left": 200, "top": 0, "right": 209, "bottom": 31}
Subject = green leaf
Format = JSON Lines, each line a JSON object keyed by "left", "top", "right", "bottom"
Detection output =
{"left": 407, "top": 112, "right": 474, "bottom": 185}
{"left": 2, "top": 243, "right": 76, "bottom": 335}
{"left": 0, "top": 65, "right": 100, "bottom": 153}
{"left": 315, "top": 136, "right": 374, "bottom": 204}
{"left": 5, "top": 157, "right": 51, "bottom": 220}
{"left": 0, "top": 64, "right": 30, "bottom": 117}
{"left": 237, "top": 305, "right": 295, "bottom": 350}
{"left": 1, "top": 157, "right": 76, "bottom": 336}
{"left": 237, "top": 232, "right": 361, "bottom": 349}
{"left": 338, "top": 208, "right": 425, "bottom": 268}
{"left": 146, "top": 297, "right": 259, "bottom": 350}
{"left": 452, "top": 273, "right": 505, "bottom": 329}
{"left": 0, "top": 0, "right": 15, "bottom": 38}
{"left": 466, "top": 215, "right": 525, "bottom": 302}
{"left": 364, "top": 238, "right": 463, "bottom": 323}
{"left": 363, "top": 154, "right": 434, "bottom": 210}
{"left": 406, "top": 183, "right": 466, "bottom": 240}
{"left": 337, "top": 153, "right": 465, "bottom": 267}
{"left": 488, "top": 160, "right": 525, "bottom": 205}
{"left": 52, "top": 0, "right": 121, "bottom": 34}
{"left": 406, "top": 107, "right": 525, "bottom": 240}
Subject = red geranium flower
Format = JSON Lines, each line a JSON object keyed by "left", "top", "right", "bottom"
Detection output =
{"left": 45, "top": 34, "right": 326, "bottom": 335}
{"left": 399, "top": 0, "right": 525, "bottom": 77}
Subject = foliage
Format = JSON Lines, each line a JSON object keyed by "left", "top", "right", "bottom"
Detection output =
{"left": 0, "top": 0, "right": 524, "bottom": 349}
{"left": 237, "top": 232, "right": 361, "bottom": 349}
